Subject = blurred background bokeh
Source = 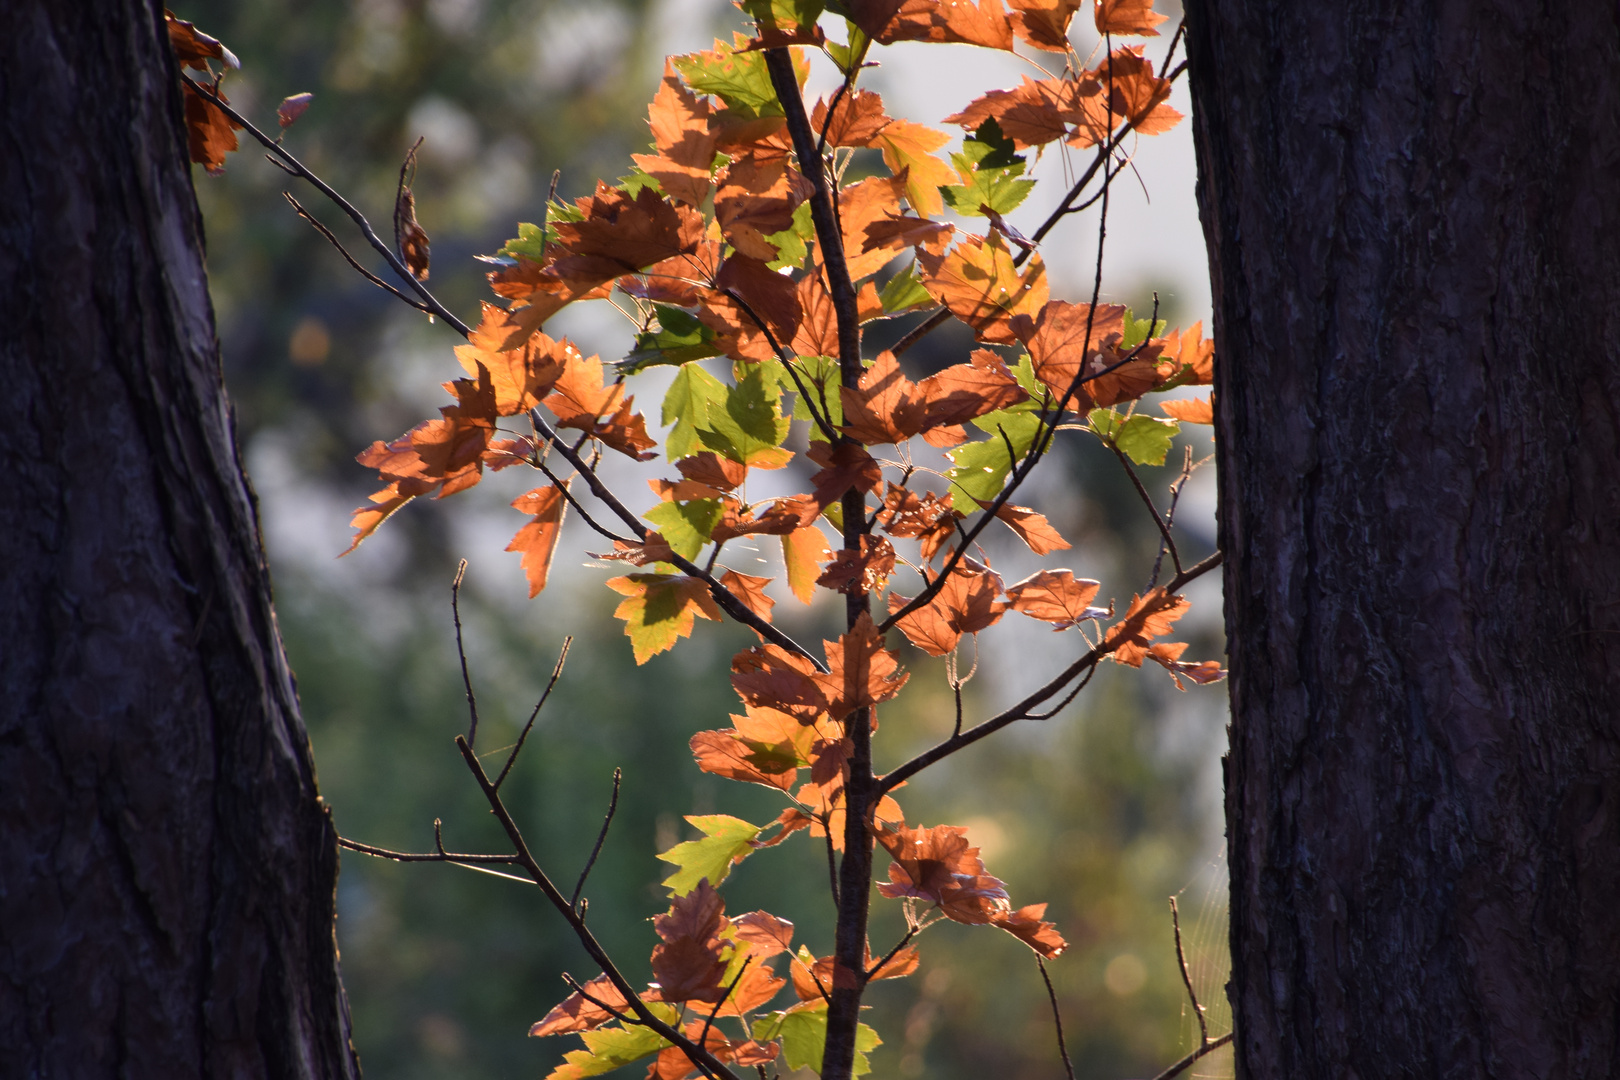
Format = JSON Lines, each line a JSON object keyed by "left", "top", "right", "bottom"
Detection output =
{"left": 186, "top": 1, "right": 1231, "bottom": 1076}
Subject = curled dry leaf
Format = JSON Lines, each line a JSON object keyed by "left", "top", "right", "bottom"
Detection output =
{"left": 888, "top": 560, "right": 1008, "bottom": 657}
{"left": 395, "top": 187, "right": 431, "bottom": 282}
{"left": 507, "top": 485, "right": 568, "bottom": 598}
{"left": 1103, "top": 587, "right": 1191, "bottom": 666}
{"left": 1094, "top": 0, "right": 1168, "bottom": 36}
{"left": 1160, "top": 395, "right": 1213, "bottom": 424}
{"left": 817, "top": 536, "right": 898, "bottom": 596}
{"left": 277, "top": 92, "right": 313, "bottom": 128}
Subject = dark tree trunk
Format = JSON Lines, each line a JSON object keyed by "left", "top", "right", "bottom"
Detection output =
{"left": 1183, "top": 2, "right": 1620, "bottom": 1077}
{"left": 0, "top": 3, "right": 359, "bottom": 1077}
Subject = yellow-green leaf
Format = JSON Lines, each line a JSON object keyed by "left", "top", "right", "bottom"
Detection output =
{"left": 658, "top": 814, "right": 764, "bottom": 894}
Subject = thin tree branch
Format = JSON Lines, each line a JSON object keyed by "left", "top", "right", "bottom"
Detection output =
{"left": 337, "top": 837, "right": 520, "bottom": 865}
{"left": 1037, "top": 957, "right": 1076, "bottom": 1080}
{"left": 527, "top": 409, "right": 826, "bottom": 669}
{"left": 493, "top": 636, "right": 572, "bottom": 791}
{"left": 878, "top": 551, "right": 1223, "bottom": 794}
{"left": 1109, "top": 443, "right": 1181, "bottom": 577}
{"left": 1150, "top": 446, "right": 1194, "bottom": 589}
{"left": 571, "top": 768, "right": 622, "bottom": 910}
{"left": 453, "top": 735, "right": 742, "bottom": 1080}
{"left": 182, "top": 78, "right": 471, "bottom": 336}
{"left": 452, "top": 560, "right": 480, "bottom": 748}
{"left": 697, "top": 956, "right": 754, "bottom": 1051}
{"left": 722, "top": 288, "right": 839, "bottom": 442}
{"left": 1147, "top": 1033, "right": 1234, "bottom": 1080}
{"left": 890, "top": 307, "right": 950, "bottom": 357}
{"left": 865, "top": 929, "right": 917, "bottom": 983}
{"left": 281, "top": 192, "right": 434, "bottom": 315}
{"left": 1170, "top": 897, "right": 1209, "bottom": 1045}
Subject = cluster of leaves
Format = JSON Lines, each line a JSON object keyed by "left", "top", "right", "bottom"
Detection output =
{"left": 176, "top": 2, "right": 1224, "bottom": 1078}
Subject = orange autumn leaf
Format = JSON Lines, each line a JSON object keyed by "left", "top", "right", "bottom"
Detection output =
{"left": 1104, "top": 46, "right": 1181, "bottom": 135}
{"left": 817, "top": 536, "right": 898, "bottom": 596}
{"left": 715, "top": 159, "right": 806, "bottom": 261}
{"left": 1006, "top": 0, "right": 1082, "bottom": 50}
{"left": 807, "top": 441, "right": 885, "bottom": 509}
{"left": 915, "top": 349, "right": 1031, "bottom": 443}
{"left": 1010, "top": 298, "right": 1129, "bottom": 406}
{"left": 342, "top": 483, "right": 413, "bottom": 556}
{"left": 859, "top": 0, "right": 1017, "bottom": 51}
{"left": 677, "top": 452, "right": 749, "bottom": 491}
{"left": 1160, "top": 395, "right": 1213, "bottom": 424}
{"left": 182, "top": 85, "right": 242, "bottom": 176}
{"left": 810, "top": 89, "right": 894, "bottom": 149}
{"left": 782, "top": 523, "right": 833, "bottom": 603}
{"left": 837, "top": 174, "right": 914, "bottom": 281}
{"left": 918, "top": 231, "right": 1048, "bottom": 345}
{"left": 732, "top": 910, "right": 796, "bottom": 957}
{"left": 529, "top": 973, "right": 635, "bottom": 1037}
{"left": 977, "top": 501, "right": 1071, "bottom": 554}
{"left": 1145, "top": 641, "right": 1227, "bottom": 690}
{"left": 631, "top": 64, "right": 717, "bottom": 208}
{"left": 991, "top": 903, "right": 1067, "bottom": 958}
{"left": 945, "top": 75, "right": 1097, "bottom": 150}
{"left": 720, "top": 569, "right": 776, "bottom": 623}
{"left": 648, "top": 881, "right": 730, "bottom": 1004}
{"left": 731, "top": 644, "right": 831, "bottom": 723}
{"left": 818, "top": 612, "right": 909, "bottom": 721}
{"left": 1158, "top": 321, "right": 1215, "bottom": 385}
{"left": 549, "top": 181, "right": 706, "bottom": 284}
{"left": 690, "top": 706, "right": 820, "bottom": 791}
{"left": 888, "top": 561, "right": 1008, "bottom": 656}
{"left": 840, "top": 352, "right": 926, "bottom": 445}
{"left": 542, "top": 352, "right": 657, "bottom": 459}
{"left": 1095, "top": 0, "right": 1168, "bottom": 36}
{"left": 607, "top": 574, "right": 723, "bottom": 664}
{"left": 875, "top": 823, "right": 1011, "bottom": 923}
{"left": 871, "top": 118, "right": 957, "bottom": 218}
{"left": 790, "top": 270, "right": 839, "bottom": 358}
{"left": 1102, "top": 587, "right": 1191, "bottom": 666}
{"left": 507, "top": 485, "right": 569, "bottom": 598}
{"left": 454, "top": 302, "right": 574, "bottom": 416}
{"left": 1004, "top": 569, "right": 1104, "bottom": 629}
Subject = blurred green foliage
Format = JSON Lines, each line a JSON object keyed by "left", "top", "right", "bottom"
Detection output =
{"left": 187, "top": 2, "right": 1231, "bottom": 1077}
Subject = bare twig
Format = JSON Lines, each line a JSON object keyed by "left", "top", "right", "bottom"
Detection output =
{"left": 493, "top": 637, "right": 572, "bottom": 790}
{"left": 1170, "top": 897, "right": 1209, "bottom": 1045}
{"left": 181, "top": 79, "right": 471, "bottom": 336}
{"left": 337, "top": 837, "right": 520, "bottom": 865}
{"left": 1150, "top": 446, "right": 1195, "bottom": 589}
{"left": 1109, "top": 444, "right": 1181, "bottom": 577}
{"left": 571, "top": 768, "right": 622, "bottom": 910}
{"left": 865, "top": 929, "right": 918, "bottom": 983}
{"left": 1148, "top": 1033, "right": 1235, "bottom": 1080}
{"left": 454, "top": 735, "right": 742, "bottom": 1080}
{"left": 282, "top": 193, "right": 434, "bottom": 315}
{"left": 697, "top": 956, "right": 754, "bottom": 1052}
{"left": 451, "top": 561, "right": 481, "bottom": 749}
{"left": 1037, "top": 957, "right": 1076, "bottom": 1080}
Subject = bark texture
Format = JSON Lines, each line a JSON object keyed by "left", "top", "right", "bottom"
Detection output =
{"left": 1184, "top": 2, "right": 1620, "bottom": 1077}
{"left": 0, "top": 3, "right": 360, "bottom": 1077}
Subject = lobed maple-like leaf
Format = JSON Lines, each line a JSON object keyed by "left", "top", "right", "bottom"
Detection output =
{"left": 782, "top": 524, "right": 833, "bottom": 603}
{"left": 839, "top": 352, "right": 926, "bottom": 445}
{"left": 1102, "top": 46, "right": 1181, "bottom": 135}
{"left": 649, "top": 882, "right": 731, "bottom": 1004}
{"left": 977, "top": 501, "right": 1070, "bottom": 554}
{"left": 530, "top": 974, "right": 637, "bottom": 1037}
{"left": 182, "top": 85, "right": 243, "bottom": 176}
{"left": 1095, "top": 0, "right": 1168, "bottom": 37}
{"left": 1004, "top": 569, "right": 1104, "bottom": 629}
{"left": 946, "top": 75, "right": 1108, "bottom": 150}
{"left": 1157, "top": 321, "right": 1215, "bottom": 385}
{"left": 888, "top": 561, "right": 1008, "bottom": 656}
{"left": 877, "top": 484, "right": 961, "bottom": 563}
{"left": 544, "top": 351, "right": 658, "bottom": 460}
{"left": 817, "top": 536, "right": 898, "bottom": 595}
{"left": 455, "top": 302, "right": 574, "bottom": 416}
{"left": 631, "top": 64, "right": 718, "bottom": 208}
{"left": 1102, "top": 587, "right": 1191, "bottom": 666}
{"left": 507, "top": 486, "right": 569, "bottom": 598}
{"left": 817, "top": 612, "right": 909, "bottom": 721}
{"left": 990, "top": 903, "right": 1067, "bottom": 958}
{"left": 872, "top": 118, "right": 957, "bottom": 218}
{"left": 715, "top": 159, "right": 807, "bottom": 261}
{"left": 607, "top": 574, "right": 723, "bottom": 664}
{"left": 918, "top": 232, "right": 1049, "bottom": 345}
{"left": 853, "top": 0, "right": 1016, "bottom": 51}
{"left": 875, "top": 824, "right": 1011, "bottom": 923}
{"left": 659, "top": 815, "right": 764, "bottom": 894}
{"left": 914, "top": 349, "right": 1031, "bottom": 445}
{"left": 1006, "top": 0, "right": 1082, "bottom": 50}
{"left": 1010, "top": 298, "right": 1127, "bottom": 406}
{"left": 689, "top": 706, "right": 831, "bottom": 790}
{"left": 732, "top": 644, "right": 831, "bottom": 723}
{"left": 1160, "top": 395, "right": 1213, "bottom": 424}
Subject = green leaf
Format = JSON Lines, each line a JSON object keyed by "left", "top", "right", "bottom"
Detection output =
{"left": 765, "top": 200, "right": 815, "bottom": 271}
{"left": 788, "top": 355, "right": 844, "bottom": 438}
{"left": 1008, "top": 352, "right": 1045, "bottom": 405}
{"left": 658, "top": 815, "right": 763, "bottom": 895}
{"left": 824, "top": 19, "right": 871, "bottom": 75}
{"left": 1089, "top": 409, "right": 1180, "bottom": 466}
{"left": 699, "top": 365, "right": 793, "bottom": 467}
{"left": 495, "top": 221, "right": 548, "bottom": 261}
{"left": 752, "top": 1003, "right": 881, "bottom": 1075}
{"left": 547, "top": 1006, "right": 681, "bottom": 1080}
{"left": 939, "top": 119, "right": 1034, "bottom": 218}
{"left": 740, "top": 0, "right": 826, "bottom": 34}
{"left": 626, "top": 306, "right": 723, "bottom": 373}
{"left": 644, "top": 499, "right": 724, "bottom": 561}
{"left": 673, "top": 41, "right": 782, "bottom": 121}
{"left": 878, "top": 264, "right": 934, "bottom": 315}
{"left": 617, "top": 162, "right": 664, "bottom": 199}
{"left": 947, "top": 411, "right": 1042, "bottom": 510}
{"left": 663, "top": 362, "right": 729, "bottom": 460}
{"left": 1119, "top": 306, "right": 1167, "bottom": 349}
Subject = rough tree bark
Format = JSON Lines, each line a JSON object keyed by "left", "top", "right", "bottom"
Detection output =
{"left": 1185, "top": 2, "right": 1620, "bottom": 1077}
{"left": 0, "top": 3, "right": 359, "bottom": 1077}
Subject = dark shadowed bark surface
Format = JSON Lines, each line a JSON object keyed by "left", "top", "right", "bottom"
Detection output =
{"left": 1185, "top": 2, "right": 1620, "bottom": 1077}
{"left": 0, "top": 3, "right": 359, "bottom": 1077}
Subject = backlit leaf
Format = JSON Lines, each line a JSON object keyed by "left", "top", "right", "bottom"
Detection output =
{"left": 508, "top": 486, "right": 569, "bottom": 598}
{"left": 918, "top": 231, "right": 1048, "bottom": 344}
{"left": 645, "top": 498, "right": 725, "bottom": 560}
{"left": 1090, "top": 409, "right": 1178, "bottom": 466}
{"left": 659, "top": 815, "right": 765, "bottom": 894}
{"left": 606, "top": 574, "right": 724, "bottom": 663}
{"left": 782, "top": 524, "right": 833, "bottom": 603}
{"left": 663, "top": 362, "right": 729, "bottom": 460}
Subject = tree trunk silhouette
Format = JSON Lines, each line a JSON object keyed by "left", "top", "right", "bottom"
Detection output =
{"left": 0, "top": 3, "right": 359, "bottom": 1077}
{"left": 1185, "top": 3, "right": 1620, "bottom": 1077}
